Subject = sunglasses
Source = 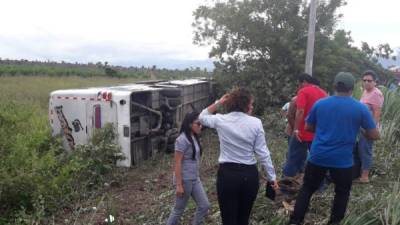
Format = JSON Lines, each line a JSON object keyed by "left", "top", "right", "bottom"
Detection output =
{"left": 363, "top": 79, "right": 374, "bottom": 83}
{"left": 193, "top": 121, "right": 202, "bottom": 126}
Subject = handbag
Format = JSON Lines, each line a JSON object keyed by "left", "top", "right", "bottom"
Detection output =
{"left": 265, "top": 181, "right": 276, "bottom": 201}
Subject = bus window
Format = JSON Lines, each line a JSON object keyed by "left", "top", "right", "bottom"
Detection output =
{"left": 94, "top": 104, "right": 101, "bottom": 129}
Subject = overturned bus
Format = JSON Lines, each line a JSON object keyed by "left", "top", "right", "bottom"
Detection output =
{"left": 49, "top": 78, "right": 215, "bottom": 167}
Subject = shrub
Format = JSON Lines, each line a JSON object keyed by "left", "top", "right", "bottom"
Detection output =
{"left": 380, "top": 87, "right": 400, "bottom": 147}
{"left": 343, "top": 182, "right": 400, "bottom": 225}
{"left": 67, "top": 124, "right": 125, "bottom": 191}
{"left": 0, "top": 102, "right": 123, "bottom": 224}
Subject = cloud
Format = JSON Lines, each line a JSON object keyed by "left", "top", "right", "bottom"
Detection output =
{"left": 0, "top": 34, "right": 213, "bottom": 69}
{"left": 1, "top": 0, "right": 399, "bottom": 70}
{"left": 0, "top": 0, "right": 213, "bottom": 69}
{"left": 338, "top": 0, "right": 400, "bottom": 48}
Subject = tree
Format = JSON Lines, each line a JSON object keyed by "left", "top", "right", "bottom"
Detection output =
{"left": 104, "top": 67, "right": 119, "bottom": 77}
{"left": 361, "top": 42, "right": 397, "bottom": 62}
{"left": 193, "top": 0, "right": 391, "bottom": 113}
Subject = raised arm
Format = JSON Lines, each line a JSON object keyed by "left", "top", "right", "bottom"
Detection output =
{"left": 199, "top": 94, "right": 229, "bottom": 128}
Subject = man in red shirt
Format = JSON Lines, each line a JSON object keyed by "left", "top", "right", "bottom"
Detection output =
{"left": 283, "top": 73, "right": 327, "bottom": 177}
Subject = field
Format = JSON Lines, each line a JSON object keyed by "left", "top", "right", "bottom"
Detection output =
{"left": 0, "top": 76, "right": 143, "bottom": 111}
{"left": 1, "top": 75, "right": 400, "bottom": 225}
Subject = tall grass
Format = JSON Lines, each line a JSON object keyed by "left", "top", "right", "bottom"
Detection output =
{"left": 0, "top": 76, "right": 133, "bottom": 224}
{"left": 0, "top": 102, "right": 123, "bottom": 224}
{"left": 0, "top": 76, "right": 142, "bottom": 112}
{"left": 2, "top": 75, "right": 400, "bottom": 224}
{"left": 352, "top": 81, "right": 363, "bottom": 100}
{"left": 380, "top": 87, "right": 400, "bottom": 147}
{"left": 342, "top": 87, "right": 400, "bottom": 225}
{"left": 343, "top": 182, "right": 400, "bottom": 225}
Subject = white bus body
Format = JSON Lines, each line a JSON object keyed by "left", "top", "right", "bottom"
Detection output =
{"left": 49, "top": 78, "right": 214, "bottom": 167}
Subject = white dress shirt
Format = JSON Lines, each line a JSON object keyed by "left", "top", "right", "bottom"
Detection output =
{"left": 199, "top": 108, "right": 276, "bottom": 181}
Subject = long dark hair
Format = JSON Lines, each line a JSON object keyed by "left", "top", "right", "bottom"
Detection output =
{"left": 179, "top": 111, "right": 202, "bottom": 160}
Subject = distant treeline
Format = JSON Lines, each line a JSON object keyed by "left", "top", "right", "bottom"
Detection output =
{"left": 0, "top": 59, "right": 211, "bottom": 79}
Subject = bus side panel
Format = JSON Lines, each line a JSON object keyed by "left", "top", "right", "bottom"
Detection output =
{"left": 50, "top": 98, "right": 88, "bottom": 151}
{"left": 85, "top": 101, "right": 117, "bottom": 138}
{"left": 112, "top": 93, "right": 131, "bottom": 167}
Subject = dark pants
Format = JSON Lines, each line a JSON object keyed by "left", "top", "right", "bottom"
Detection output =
{"left": 289, "top": 162, "right": 353, "bottom": 225}
{"left": 217, "top": 163, "right": 259, "bottom": 225}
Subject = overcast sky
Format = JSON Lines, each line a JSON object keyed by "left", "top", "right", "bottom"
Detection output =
{"left": 338, "top": 0, "right": 400, "bottom": 48}
{"left": 0, "top": 0, "right": 399, "bottom": 69}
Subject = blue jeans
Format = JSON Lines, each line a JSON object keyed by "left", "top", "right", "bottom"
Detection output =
{"left": 283, "top": 136, "right": 311, "bottom": 177}
{"left": 358, "top": 135, "right": 373, "bottom": 170}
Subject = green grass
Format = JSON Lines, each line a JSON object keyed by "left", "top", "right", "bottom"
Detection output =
{"left": 1, "top": 75, "right": 400, "bottom": 224}
{"left": 0, "top": 76, "right": 142, "bottom": 224}
{"left": 0, "top": 75, "right": 143, "bottom": 112}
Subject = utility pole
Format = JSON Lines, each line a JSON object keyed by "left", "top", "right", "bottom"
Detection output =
{"left": 305, "top": 0, "right": 318, "bottom": 76}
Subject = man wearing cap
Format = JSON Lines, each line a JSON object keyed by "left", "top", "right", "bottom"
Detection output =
{"left": 358, "top": 70, "right": 384, "bottom": 183}
{"left": 288, "top": 72, "right": 380, "bottom": 225}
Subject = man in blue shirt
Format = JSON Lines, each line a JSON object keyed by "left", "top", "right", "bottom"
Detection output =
{"left": 288, "top": 72, "right": 380, "bottom": 225}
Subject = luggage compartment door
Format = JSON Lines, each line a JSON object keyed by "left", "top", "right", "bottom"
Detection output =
{"left": 86, "top": 100, "right": 118, "bottom": 140}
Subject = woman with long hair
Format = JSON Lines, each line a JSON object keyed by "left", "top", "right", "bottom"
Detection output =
{"left": 199, "top": 87, "right": 278, "bottom": 225}
{"left": 166, "top": 111, "right": 210, "bottom": 225}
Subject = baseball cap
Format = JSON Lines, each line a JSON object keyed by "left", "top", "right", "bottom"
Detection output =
{"left": 334, "top": 72, "right": 355, "bottom": 90}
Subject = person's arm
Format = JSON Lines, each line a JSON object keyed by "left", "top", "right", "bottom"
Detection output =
{"left": 207, "top": 94, "right": 229, "bottom": 114}
{"left": 365, "top": 128, "right": 380, "bottom": 140}
{"left": 293, "top": 108, "right": 304, "bottom": 141}
{"left": 305, "top": 103, "right": 317, "bottom": 133}
{"left": 253, "top": 122, "right": 279, "bottom": 189}
{"left": 294, "top": 92, "right": 306, "bottom": 141}
{"left": 294, "top": 108, "right": 304, "bottom": 131}
{"left": 361, "top": 104, "right": 380, "bottom": 141}
{"left": 368, "top": 90, "right": 384, "bottom": 125}
{"left": 287, "top": 98, "right": 297, "bottom": 130}
{"left": 199, "top": 94, "right": 229, "bottom": 128}
{"left": 371, "top": 106, "right": 382, "bottom": 125}
{"left": 174, "top": 151, "right": 184, "bottom": 197}
{"left": 281, "top": 102, "right": 289, "bottom": 117}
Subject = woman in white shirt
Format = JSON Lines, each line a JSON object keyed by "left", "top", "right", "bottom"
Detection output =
{"left": 199, "top": 87, "right": 278, "bottom": 225}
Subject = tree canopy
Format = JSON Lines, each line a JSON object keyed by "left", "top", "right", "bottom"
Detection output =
{"left": 193, "top": 0, "right": 392, "bottom": 113}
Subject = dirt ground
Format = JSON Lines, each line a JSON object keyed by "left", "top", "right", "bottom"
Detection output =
{"left": 56, "top": 126, "right": 391, "bottom": 225}
{"left": 57, "top": 131, "right": 226, "bottom": 225}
